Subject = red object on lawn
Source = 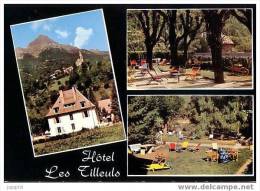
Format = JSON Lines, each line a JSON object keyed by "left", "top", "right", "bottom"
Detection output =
{"left": 130, "top": 59, "right": 137, "bottom": 66}
{"left": 169, "top": 143, "right": 176, "bottom": 151}
{"left": 195, "top": 143, "right": 201, "bottom": 151}
{"left": 141, "top": 59, "right": 146, "bottom": 65}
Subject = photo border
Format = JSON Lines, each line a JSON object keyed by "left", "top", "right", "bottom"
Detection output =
{"left": 126, "top": 7, "right": 255, "bottom": 91}
{"left": 126, "top": 94, "right": 255, "bottom": 177}
{"left": 10, "top": 8, "right": 126, "bottom": 158}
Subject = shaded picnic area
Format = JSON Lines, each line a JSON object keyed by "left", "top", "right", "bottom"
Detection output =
{"left": 127, "top": 9, "right": 253, "bottom": 89}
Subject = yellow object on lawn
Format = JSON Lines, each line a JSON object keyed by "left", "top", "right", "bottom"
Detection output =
{"left": 182, "top": 141, "right": 189, "bottom": 149}
{"left": 146, "top": 163, "right": 171, "bottom": 172}
{"left": 212, "top": 143, "right": 218, "bottom": 150}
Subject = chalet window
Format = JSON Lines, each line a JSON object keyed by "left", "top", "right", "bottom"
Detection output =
{"left": 80, "top": 101, "right": 85, "bottom": 108}
{"left": 69, "top": 114, "right": 73, "bottom": 120}
{"left": 64, "top": 103, "right": 75, "bottom": 108}
{"left": 83, "top": 111, "right": 88, "bottom": 118}
{"left": 57, "top": 127, "right": 61, "bottom": 133}
{"left": 71, "top": 123, "right": 75, "bottom": 130}
{"left": 55, "top": 117, "right": 60, "bottom": 123}
{"left": 53, "top": 107, "right": 59, "bottom": 113}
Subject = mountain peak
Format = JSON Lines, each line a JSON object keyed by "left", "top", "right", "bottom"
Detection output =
{"left": 16, "top": 34, "right": 79, "bottom": 58}
{"left": 28, "top": 35, "right": 57, "bottom": 48}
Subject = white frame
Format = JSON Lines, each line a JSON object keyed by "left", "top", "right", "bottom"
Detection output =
{"left": 126, "top": 8, "right": 255, "bottom": 90}
{"left": 127, "top": 95, "right": 255, "bottom": 177}
{"left": 10, "top": 9, "right": 126, "bottom": 158}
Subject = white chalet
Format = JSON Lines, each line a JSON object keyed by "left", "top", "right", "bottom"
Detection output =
{"left": 46, "top": 87, "right": 99, "bottom": 136}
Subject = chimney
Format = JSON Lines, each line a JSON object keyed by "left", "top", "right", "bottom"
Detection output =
{"left": 59, "top": 90, "right": 64, "bottom": 104}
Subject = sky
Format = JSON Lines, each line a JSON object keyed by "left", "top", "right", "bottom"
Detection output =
{"left": 11, "top": 9, "right": 109, "bottom": 51}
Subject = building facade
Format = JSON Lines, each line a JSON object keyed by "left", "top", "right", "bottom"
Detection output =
{"left": 46, "top": 87, "right": 99, "bottom": 136}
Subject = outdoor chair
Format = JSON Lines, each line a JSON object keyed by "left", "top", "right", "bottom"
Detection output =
{"left": 139, "top": 63, "right": 148, "bottom": 74}
{"left": 141, "top": 59, "right": 146, "bottom": 65}
{"left": 168, "top": 142, "right": 176, "bottom": 151}
{"left": 146, "top": 152, "right": 171, "bottom": 172}
{"left": 146, "top": 70, "right": 163, "bottom": 84}
{"left": 130, "top": 59, "right": 137, "bottom": 67}
{"left": 153, "top": 64, "right": 169, "bottom": 79}
{"left": 238, "top": 136, "right": 245, "bottom": 142}
{"left": 185, "top": 66, "right": 201, "bottom": 80}
{"left": 179, "top": 134, "right": 184, "bottom": 140}
{"left": 212, "top": 143, "right": 218, "bottom": 151}
{"left": 159, "top": 59, "right": 168, "bottom": 65}
{"left": 206, "top": 150, "right": 219, "bottom": 162}
{"left": 228, "top": 143, "right": 239, "bottom": 161}
{"left": 175, "top": 143, "right": 183, "bottom": 153}
{"left": 240, "top": 137, "right": 252, "bottom": 146}
{"left": 219, "top": 148, "right": 231, "bottom": 163}
{"left": 238, "top": 136, "right": 253, "bottom": 146}
{"left": 181, "top": 141, "right": 189, "bottom": 150}
{"left": 168, "top": 131, "right": 174, "bottom": 136}
{"left": 228, "top": 149, "right": 238, "bottom": 161}
{"left": 188, "top": 143, "right": 201, "bottom": 152}
{"left": 128, "top": 143, "right": 142, "bottom": 153}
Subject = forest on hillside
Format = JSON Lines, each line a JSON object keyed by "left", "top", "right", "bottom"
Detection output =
{"left": 128, "top": 96, "right": 253, "bottom": 144}
{"left": 17, "top": 47, "right": 119, "bottom": 135}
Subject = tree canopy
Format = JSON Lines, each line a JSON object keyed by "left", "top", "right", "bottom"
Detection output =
{"left": 128, "top": 96, "right": 252, "bottom": 144}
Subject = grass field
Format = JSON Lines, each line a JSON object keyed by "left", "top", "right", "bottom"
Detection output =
{"left": 129, "top": 146, "right": 252, "bottom": 175}
{"left": 49, "top": 76, "right": 70, "bottom": 91}
{"left": 147, "top": 147, "right": 252, "bottom": 175}
{"left": 34, "top": 123, "right": 125, "bottom": 156}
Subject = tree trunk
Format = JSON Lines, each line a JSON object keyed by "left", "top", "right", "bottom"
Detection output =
{"left": 168, "top": 10, "right": 179, "bottom": 67}
{"left": 183, "top": 37, "right": 189, "bottom": 65}
{"left": 205, "top": 12, "right": 226, "bottom": 84}
{"left": 210, "top": 36, "right": 225, "bottom": 83}
{"left": 146, "top": 43, "right": 153, "bottom": 70}
{"left": 170, "top": 44, "right": 179, "bottom": 67}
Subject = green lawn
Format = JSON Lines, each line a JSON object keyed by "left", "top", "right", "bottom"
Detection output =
{"left": 49, "top": 75, "right": 70, "bottom": 91}
{"left": 34, "top": 123, "right": 125, "bottom": 156}
{"left": 146, "top": 147, "right": 252, "bottom": 175}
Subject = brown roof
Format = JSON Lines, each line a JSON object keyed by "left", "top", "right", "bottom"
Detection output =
{"left": 222, "top": 35, "right": 234, "bottom": 45}
{"left": 98, "top": 99, "right": 112, "bottom": 114}
{"left": 46, "top": 87, "right": 95, "bottom": 117}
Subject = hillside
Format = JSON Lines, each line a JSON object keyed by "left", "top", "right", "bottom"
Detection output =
{"left": 16, "top": 35, "right": 110, "bottom": 88}
{"left": 15, "top": 35, "right": 115, "bottom": 135}
{"left": 16, "top": 35, "right": 78, "bottom": 58}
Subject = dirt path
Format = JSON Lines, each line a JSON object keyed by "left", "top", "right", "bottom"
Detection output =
{"left": 236, "top": 158, "right": 252, "bottom": 174}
